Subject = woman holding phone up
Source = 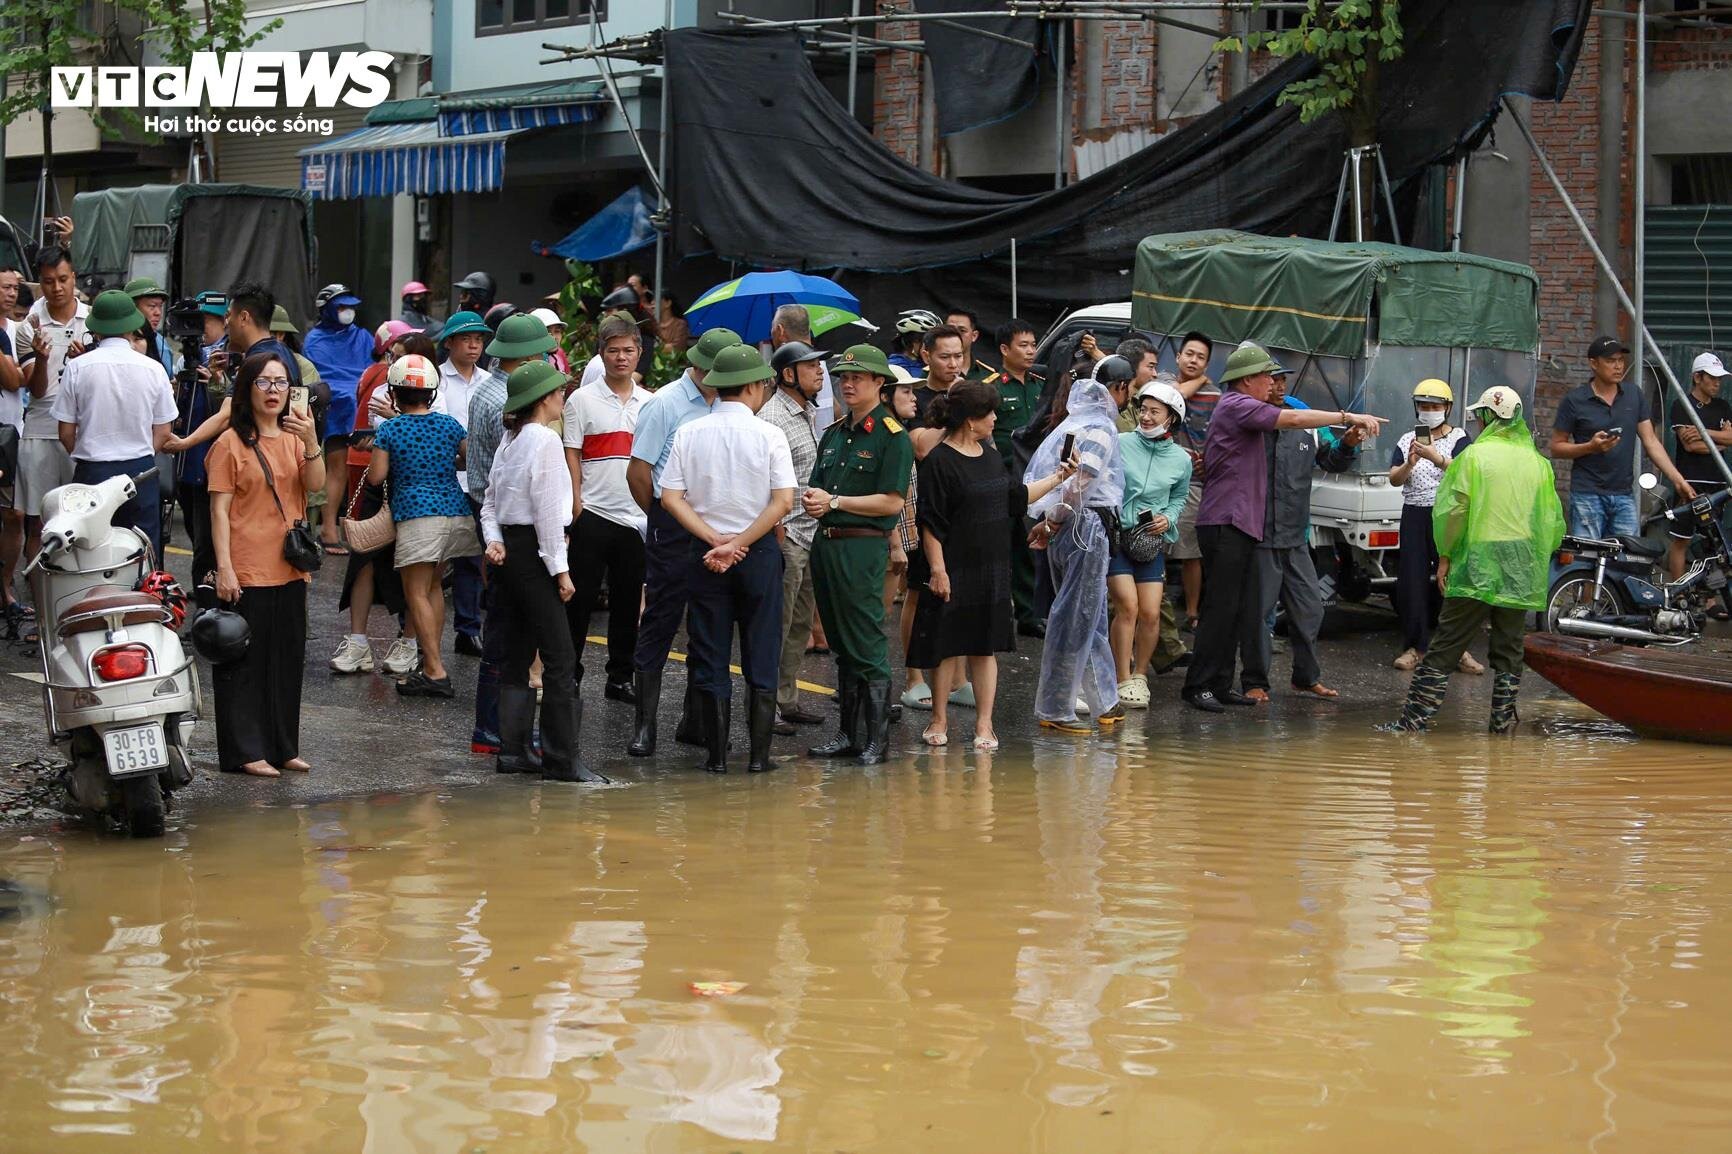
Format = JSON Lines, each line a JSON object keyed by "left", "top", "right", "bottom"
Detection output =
{"left": 206, "top": 352, "right": 327, "bottom": 777}
{"left": 1389, "top": 378, "right": 1475, "bottom": 673}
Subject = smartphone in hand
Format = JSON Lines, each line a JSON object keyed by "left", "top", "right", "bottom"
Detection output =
{"left": 1413, "top": 423, "right": 1433, "bottom": 447}
{"left": 289, "top": 384, "right": 311, "bottom": 420}
{"left": 1061, "top": 432, "right": 1076, "bottom": 461}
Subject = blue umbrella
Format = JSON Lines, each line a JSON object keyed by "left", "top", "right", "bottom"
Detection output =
{"left": 685, "top": 270, "right": 862, "bottom": 344}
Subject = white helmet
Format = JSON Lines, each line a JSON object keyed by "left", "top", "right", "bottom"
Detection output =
{"left": 895, "top": 308, "right": 941, "bottom": 335}
{"left": 1135, "top": 375, "right": 1186, "bottom": 424}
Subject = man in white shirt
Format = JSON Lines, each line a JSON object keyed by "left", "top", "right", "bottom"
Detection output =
{"left": 437, "top": 310, "right": 493, "bottom": 652}
{"left": 14, "top": 246, "right": 89, "bottom": 544}
{"left": 660, "top": 343, "right": 795, "bottom": 774}
{"left": 0, "top": 269, "right": 26, "bottom": 615}
{"left": 50, "top": 291, "right": 178, "bottom": 560}
{"left": 563, "top": 311, "right": 653, "bottom": 702}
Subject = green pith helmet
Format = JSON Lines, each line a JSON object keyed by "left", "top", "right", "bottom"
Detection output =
{"left": 269, "top": 305, "right": 298, "bottom": 334}
{"left": 123, "top": 276, "right": 167, "bottom": 301}
{"left": 704, "top": 343, "right": 775, "bottom": 391}
{"left": 439, "top": 310, "right": 491, "bottom": 342}
{"left": 687, "top": 326, "right": 743, "bottom": 372}
{"left": 85, "top": 290, "right": 146, "bottom": 337}
{"left": 486, "top": 312, "right": 556, "bottom": 360}
{"left": 830, "top": 343, "right": 896, "bottom": 382}
{"left": 1219, "top": 342, "right": 1290, "bottom": 384}
{"left": 503, "top": 360, "right": 567, "bottom": 414}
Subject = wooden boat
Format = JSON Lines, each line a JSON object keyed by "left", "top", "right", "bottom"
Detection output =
{"left": 1524, "top": 631, "right": 1732, "bottom": 744}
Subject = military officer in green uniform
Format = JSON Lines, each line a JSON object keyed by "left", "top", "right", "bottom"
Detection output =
{"left": 985, "top": 318, "right": 1046, "bottom": 636}
{"left": 802, "top": 343, "right": 914, "bottom": 766}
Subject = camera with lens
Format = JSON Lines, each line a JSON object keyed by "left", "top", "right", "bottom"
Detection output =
{"left": 163, "top": 297, "right": 212, "bottom": 341}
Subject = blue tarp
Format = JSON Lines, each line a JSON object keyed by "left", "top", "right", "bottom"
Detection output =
{"left": 534, "top": 186, "right": 657, "bottom": 263}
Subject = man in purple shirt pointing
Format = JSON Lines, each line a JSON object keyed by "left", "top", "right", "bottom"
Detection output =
{"left": 1181, "top": 343, "right": 1385, "bottom": 713}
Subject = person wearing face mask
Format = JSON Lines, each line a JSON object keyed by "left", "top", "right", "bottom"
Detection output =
{"left": 303, "top": 284, "right": 373, "bottom": 554}
{"left": 1110, "top": 379, "right": 1192, "bottom": 708}
{"left": 1389, "top": 379, "right": 1473, "bottom": 672}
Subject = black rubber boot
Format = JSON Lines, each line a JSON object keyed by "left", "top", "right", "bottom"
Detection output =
{"left": 857, "top": 679, "right": 893, "bottom": 766}
{"left": 544, "top": 695, "right": 609, "bottom": 783}
{"left": 808, "top": 679, "right": 861, "bottom": 758}
{"left": 626, "top": 669, "right": 660, "bottom": 757}
{"left": 745, "top": 688, "right": 777, "bottom": 773}
{"left": 1489, "top": 671, "right": 1521, "bottom": 734}
{"left": 1377, "top": 664, "right": 1450, "bottom": 733}
{"left": 699, "top": 693, "right": 730, "bottom": 773}
{"left": 674, "top": 678, "right": 705, "bottom": 747}
{"left": 496, "top": 685, "right": 543, "bottom": 774}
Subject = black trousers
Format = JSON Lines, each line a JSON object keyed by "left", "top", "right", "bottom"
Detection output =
{"left": 632, "top": 502, "right": 695, "bottom": 674}
{"left": 74, "top": 456, "right": 160, "bottom": 564}
{"left": 178, "top": 482, "right": 214, "bottom": 588}
{"left": 214, "top": 580, "right": 307, "bottom": 771}
{"left": 566, "top": 509, "right": 646, "bottom": 684}
{"left": 1395, "top": 502, "right": 1443, "bottom": 652}
{"left": 1183, "top": 523, "right": 1260, "bottom": 698}
{"left": 687, "top": 537, "right": 785, "bottom": 698}
{"left": 495, "top": 526, "right": 577, "bottom": 766}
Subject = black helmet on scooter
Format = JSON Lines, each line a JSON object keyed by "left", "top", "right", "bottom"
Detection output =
{"left": 189, "top": 607, "right": 250, "bottom": 665}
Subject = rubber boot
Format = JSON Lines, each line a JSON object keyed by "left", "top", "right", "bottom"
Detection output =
{"left": 857, "top": 679, "right": 893, "bottom": 766}
{"left": 808, "top": 679, "right": 862, "bottom": 758}
{"left": 745, "top": 688, "right": 777, "bottom": 773}
{"left": 1377, "top": 664, "right": 1450, "bottom": 733}
{"left": 627, "top": 668, "right": 660, "bottom": 757}
{"left": 544, "top": 695, "right": 609, "bottom": 783}
{"left": 1489, "top": 671, "right": 1521, "bottom": 734}
{"left": 496, "top": 685, "right": 543, "bottom": 774}
{"left": 674, "top": 678, "right": 705, "bottom": 747}
{"left": 699, "top": 693, "right": 730, "bottom": 773}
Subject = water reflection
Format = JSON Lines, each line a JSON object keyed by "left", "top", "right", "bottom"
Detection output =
{"left": 4, "top": 728, "right": 1732, "bottom": 1151}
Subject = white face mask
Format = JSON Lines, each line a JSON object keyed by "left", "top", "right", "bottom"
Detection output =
{"left": 1137, "top": 423, "right": 1167, "bottom": 440}
{"left": 336, "top": 308, "right": 356, "bottom": 327}
{"left": 1417, "top": 409, "right": 1446, "bottom": 428}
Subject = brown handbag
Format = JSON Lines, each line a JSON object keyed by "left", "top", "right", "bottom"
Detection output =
{"left": 340, "top": 478, "right": 395, "bottom": 555}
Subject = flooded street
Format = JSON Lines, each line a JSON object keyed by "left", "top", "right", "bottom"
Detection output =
{"left": 5, "top": 723, "right": 1732, "bottom": 1152}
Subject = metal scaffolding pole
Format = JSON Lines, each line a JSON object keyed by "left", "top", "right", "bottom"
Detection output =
{"left": 652, "top": 2, "right": 672, "bottom": 338}
{"left": 1503, "top": 96, "right": 1732, "bottom": 489}
{"left": 1634, "top": 0, "right": 1648, "bottom": 507}
{"left": 1054, "top": 19, "right": 1068, "bottom": 189}
{"left": 1450, "top": 153, "right": 1466, "bottom": 252}
{"left": 847, "top": 0, "right": 861, "bottom": 117}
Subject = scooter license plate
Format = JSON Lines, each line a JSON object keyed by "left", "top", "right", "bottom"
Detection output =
{"left": 103, "top": 723, "right": 167, "bottom": 775}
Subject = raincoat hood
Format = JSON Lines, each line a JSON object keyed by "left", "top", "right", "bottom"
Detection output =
{"left": 1026, "top": 379, "right": 1126, "bottom": 518}
{"left": 317, "top": 295, "right": 361, "bottom": 330}
{"left": 1432, "top": 413, "right": 1565, "bottom": 610}
{"left": 302, "top": 309, "right": 375, "bottom": 399}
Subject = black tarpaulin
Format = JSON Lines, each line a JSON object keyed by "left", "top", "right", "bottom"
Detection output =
{"left": 913, "top": 0, "right": 1043, "bottom": 137}
{"left": 666, "top": 0, "right": 1592, "bottom": 312}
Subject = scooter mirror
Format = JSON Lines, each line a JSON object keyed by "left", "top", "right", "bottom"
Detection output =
{"left": 1638, "top": 471, "right": 1659, "bottom": 491}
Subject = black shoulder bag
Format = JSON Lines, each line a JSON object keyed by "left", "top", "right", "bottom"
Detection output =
{"left": 253, "top": 442, "right": 323, "bottom": 573}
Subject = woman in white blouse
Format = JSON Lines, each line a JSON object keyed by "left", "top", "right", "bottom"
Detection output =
{"left": 480, "top": 362, "right": 605, "bottom": 783}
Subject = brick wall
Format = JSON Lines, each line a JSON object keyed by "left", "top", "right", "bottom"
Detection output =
{"left": 1090, "top": 19, "right": 1157, "bottom": 130}
{"left": 874, "top": 0, "right": 924, "bottom": 167}
{"left": 1526, "top": 18, "right": 1606, "bottom": 426}
{"left": 1652, "top": 22, "right": 1732, "bottom": 72}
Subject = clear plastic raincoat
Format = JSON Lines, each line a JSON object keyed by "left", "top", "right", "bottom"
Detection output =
{"left": 1432, "top": 413, "right": 1566, "bottom": 610}
{"left": 1025, "top": 381, "right": 1127, "bottom": 722}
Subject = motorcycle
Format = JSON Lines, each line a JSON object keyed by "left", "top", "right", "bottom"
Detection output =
{"left": 1545, "top": 472, "right": 1732, "bottom": 646}
{"left": 23, "top": 470, "right": 198, "bottom": 837}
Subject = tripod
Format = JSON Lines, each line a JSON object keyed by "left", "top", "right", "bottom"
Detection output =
{"left": 1328, "top": 143, "right": 1403, "bottom": 245}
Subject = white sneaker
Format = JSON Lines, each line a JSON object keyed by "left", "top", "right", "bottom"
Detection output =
{"left": 329, "top": 636, "right": 374, "bottom": 674}
{"left": 382, "top": 637, "right": 420, "bottom": 675}
{"left": 1117, "top": 675, "right": 1150, "bottom": 708}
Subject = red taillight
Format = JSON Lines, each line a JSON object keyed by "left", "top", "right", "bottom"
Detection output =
{"left": 92, "top": 645, "right": 150, "bottom": 682}
{"left": 1368, "top": 530, "right": 1400, "bottom": 549}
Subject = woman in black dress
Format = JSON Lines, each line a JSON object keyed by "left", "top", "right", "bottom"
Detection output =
{"left": 908, "top": 381, "right": 1073, "bottom": 749}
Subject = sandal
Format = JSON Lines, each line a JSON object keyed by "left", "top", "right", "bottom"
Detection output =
{"left": 1294, "top": 682, "right": 1340, "bottom": 699}
{"left": 973, "top": 733, "right": 1000, "bottom": 751}
{"left": 921, "top": 725, "right": 948, "bottom": 747}
{"left": 1244, "top": 687, "right": 1271, "bottom": 704}
{"left": 321, "top": 539, "right": 350, "bottom": 556}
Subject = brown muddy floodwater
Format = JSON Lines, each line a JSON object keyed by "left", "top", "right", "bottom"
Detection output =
{"left": 4, "top": 725, "right": 1732, "bottom": 1153}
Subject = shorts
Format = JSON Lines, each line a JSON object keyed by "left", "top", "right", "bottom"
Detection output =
{"left": 1168, "top": 481, "right": 1203, "bottom": 561}
{"left": 1108, "top": 550, "right": 1167, "bottom": 583}
{"left": 393, "top": 514, "right": 482, "bottom": 568}
{"left": 18, "top": 438, "right": 73, "bottom": 518}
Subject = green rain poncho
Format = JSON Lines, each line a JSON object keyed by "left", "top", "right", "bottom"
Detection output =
{"left": 1432, "top": 413, "right": 1566, "bottom": 610}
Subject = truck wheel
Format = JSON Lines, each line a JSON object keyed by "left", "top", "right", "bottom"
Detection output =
{"left": 1336, "top": 564, "right": 1372, "bottom": 604}
{"left": 121, "top": 774, "right": 166, "bottom": 838}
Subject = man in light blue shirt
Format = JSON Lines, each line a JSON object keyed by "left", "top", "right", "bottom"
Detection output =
{"left": 622, "top": 325, "right": 738, "bottom": 757}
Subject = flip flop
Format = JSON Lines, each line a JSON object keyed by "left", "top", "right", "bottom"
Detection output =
{"left": 921, "top": 726, "right": 949, "bottom": 747}
{"left": 1295, "top": 683, "right": 1340, "bottom": 699}
{"left": 1244, "top": 688, "right": 1271, "bottom": 704}
{"left": 321, "top": 540, "right": 350, "bottom": 556}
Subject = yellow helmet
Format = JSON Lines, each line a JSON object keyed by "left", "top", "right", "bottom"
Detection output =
{"left": 1412, "top": 378, "right": 1454, "bottom": 404}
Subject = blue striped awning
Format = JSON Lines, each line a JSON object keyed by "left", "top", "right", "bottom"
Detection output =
{"left": 440, "top": 101, "right": 600, "bottom": 137}
{"left": 298, "top": 122, "right": 523, "bottom": 199}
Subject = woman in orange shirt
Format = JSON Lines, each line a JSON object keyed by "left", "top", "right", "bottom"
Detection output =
{"left": 207, "top": 352, "right": 327, "bottom": 777}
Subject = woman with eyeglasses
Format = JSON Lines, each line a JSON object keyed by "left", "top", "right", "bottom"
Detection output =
{"left": 206, "top": 352, "right": 327, "bottom": 777}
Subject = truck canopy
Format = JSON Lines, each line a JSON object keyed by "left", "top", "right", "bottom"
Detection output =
{"left": 71, "top": 184, "right": 316, "bottom": 330}
{"left": 1131, "top": 231, "right": 1541, "bottom": 357}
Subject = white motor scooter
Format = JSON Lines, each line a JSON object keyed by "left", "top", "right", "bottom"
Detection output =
{"left": 24, "top": 469, "right": 198, "bottom": 837}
